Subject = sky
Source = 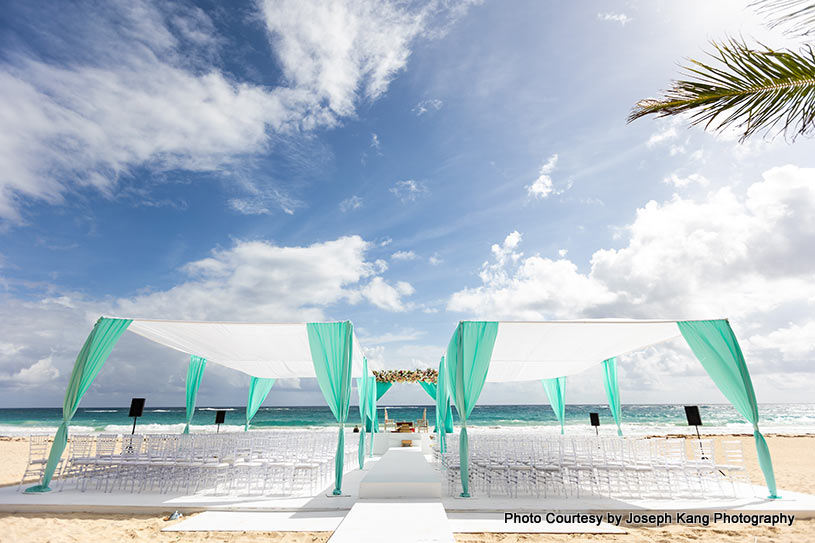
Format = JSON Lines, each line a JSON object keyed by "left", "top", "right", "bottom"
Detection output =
{"left": 1, "top": 0, "right": 814, "bottom": 408}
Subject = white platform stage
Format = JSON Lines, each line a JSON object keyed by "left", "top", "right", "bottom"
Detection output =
{"left": 358, "top": 447, "right": 441, "bottom": 498}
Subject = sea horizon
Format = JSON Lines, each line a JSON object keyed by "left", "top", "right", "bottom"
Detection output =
{"left": 3, "top": 403, "right": 814, "bottom": 437}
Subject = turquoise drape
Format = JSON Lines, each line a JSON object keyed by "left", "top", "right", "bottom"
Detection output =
{"left": 436, "top": 357, "right": 451, "bottom": 453}
{"left": 678, "top": 319, "right": 778, "bottom": 498}
{"left": 542, "top": 377, "right": 566, "bottom": 435}
{"left": 446, "top": 321, "right": 499, "bottom": 497}
{"left": 307, "top": 321, "right": 354, "bottom": 495}
{"left": 245, "top": 376, "right": 275, "bottom": 431}
{"left": 602, "top": 358, "right": 623, "bottom": 436}
{"left": 356, "top": 358, "right": 369, "bottom": 469}
{"left": 371, "top": 381, "right": 392, "bottom": 433}
{"left": 418, "top": 381, "right": 439, "bottom": 432}
{"left": 183, "top": 355, "right": 207, "bottom": 434}
{"left": 367, "top": 374, "right": 376, "bottom": 457}
{"left": 26, "top": 317, "right": 131, "bottom": 493}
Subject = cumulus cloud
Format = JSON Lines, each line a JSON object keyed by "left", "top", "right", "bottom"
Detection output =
{"left": 449, "top": 165, "right": 815, "bottom": 388}
{"left": 0, "top": 235, "right": 415, "bottom": 401}
{"left": 390, "top": 179, "right": 429, "bottom": 202}
{"left": 663, "top": 173, "right": 709, "bottom": 188}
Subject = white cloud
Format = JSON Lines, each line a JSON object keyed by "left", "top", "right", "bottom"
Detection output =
{"left": 360, "top": 277, "right": 415, "bottom": 312}
{"left": 663, "top": 173, "right": 709, "bottom": 188}
{"left": 0, "top": 356, "right": 60, "bottom": 385}
{"left": 0, "top": 0, "right": 477, "bottom": 222}
{"left": 527, "top": 154, "right": 560, "bottom": 199}
{"left": 0, "top": 234, "right": 418, "bottom": 402}
{"left": 749, "top": 321, "right": 815, "bottom": 360}
{"left": 340, "top": 195, "right": 363, "bottom": 212}
{"left": 412, "top": 98, "right": 443, "bottom": 116}
{"left": 390, "top": 179, "right": 429, "bottom": 202}
{"left": 449, "top": 165, "right": 815, "bottom": 385}
{"left": 428, "top": 254, "right": 443, "bottom": 266}
{"left": 558, "top": 249, "right": 568, "bottom": 258}
{"left": 646, "top": 126, "right": 678, "bottom": 148}
{"left": 597, "top": 12, "right": 632, "bottom": 25}
{"left": 370, "top": 133, "right": 381, "bottom": 150}
{"left": 391, "top": 250, "right": 417, "bottom": 261}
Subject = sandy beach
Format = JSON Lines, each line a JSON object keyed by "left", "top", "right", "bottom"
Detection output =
{"left": 1, "top": 434, "right": 813, "bottom": 542}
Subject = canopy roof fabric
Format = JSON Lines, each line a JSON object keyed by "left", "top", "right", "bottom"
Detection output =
{"left": 123, "top": 318, "right": 366, "bottom": 379}
{"left": 486, "top": 320, "right": 685, "bottom": 382}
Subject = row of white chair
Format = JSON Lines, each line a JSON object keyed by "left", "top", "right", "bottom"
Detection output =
{"left": 21, "top": 431, "right": 358, "bottom": 497}
{"left": 436, "top": 434, "right": 752, "bottom": 499}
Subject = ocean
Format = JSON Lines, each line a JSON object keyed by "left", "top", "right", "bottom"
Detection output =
{"left": 2, "top": 404, "right": 815, "bottom": 436}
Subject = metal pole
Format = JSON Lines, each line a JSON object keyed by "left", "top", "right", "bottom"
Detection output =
{"left": 131, "top": 417, "right": 137, "bottom": 435}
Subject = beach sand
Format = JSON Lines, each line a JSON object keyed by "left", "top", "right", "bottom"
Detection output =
{"left": 1, "top": 435, "right": 813, "bottom": 542}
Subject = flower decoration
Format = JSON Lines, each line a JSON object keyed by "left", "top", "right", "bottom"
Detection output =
{"left": 372, "top": 368, "right": 438, "bottom": 384}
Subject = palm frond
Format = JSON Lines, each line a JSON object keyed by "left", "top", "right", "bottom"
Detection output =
{"left": 751, "top": 0, "right": 815, "bottom": 38}
{"left": 628, "top": 39, "right": 815, "bottom": 142}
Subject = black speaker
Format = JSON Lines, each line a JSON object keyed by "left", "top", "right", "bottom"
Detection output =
{"left": 215, "top": 410, "right": 226, "bottom": 424}
{"left": 684, "top": 405, "right": 702, "bottom": 427}
{"left": 128, "top": 398, "right": 145, "bottom": 418}
{"left": 589, "top": 412, "right": 600, "bottom": 427}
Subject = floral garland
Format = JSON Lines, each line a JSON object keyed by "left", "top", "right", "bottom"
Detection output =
{"left": 372, "top": 368, "right": 438, "bottom": 384}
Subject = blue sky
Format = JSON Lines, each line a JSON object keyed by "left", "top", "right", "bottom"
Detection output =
{"left": 2, "top": 0, "right": 815, "bottom": 407}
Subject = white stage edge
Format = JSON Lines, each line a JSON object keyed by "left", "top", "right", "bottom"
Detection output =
{"left": 358, "top": 447, "right": 441, "bottom": 498}
{"left": 163, "top": 511, "right": 345, "bottom": 532}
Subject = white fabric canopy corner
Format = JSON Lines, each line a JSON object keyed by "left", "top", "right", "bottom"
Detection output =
{"left": 122, "top": 318, "right": 367, "bottom": 379}
{"left": 486, "top": 319, "right": 693, "bottom": 381}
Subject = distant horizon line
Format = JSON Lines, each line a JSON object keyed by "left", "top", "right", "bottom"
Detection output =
{"left": 0, "top": 402, "right": 811, "bottom": 409}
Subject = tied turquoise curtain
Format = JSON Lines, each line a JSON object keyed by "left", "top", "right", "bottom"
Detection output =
{"left": 245, "top": 377, "right": 275, "bottom": 431}
{"left": 418, "top": 381, "right": 438, "bottom": 432}
{"left": 367, "top": 374, "right": 376, "bottom": 457}
{"left": 183, "top": 355, "right": 207, "bottom": 434}
{"left": 356, "top": 358, "right": 369, "bottom": 469}
{"left": 678, "top": 319, "right": 779, "bottom": 499}
{"left": 602, "top": 358, "right": 623, "bottom": 436}
{"left": 436, "top": 357, "right": 451, "bottom": 453}
{"left": 26, "top": 317, "right": 131, "bottom": 493}
{"left": 370, "top": 381, "right": 392, "bottom": 433}
{"left": 308, "top": 321, "right": 354, "bottom": 496}
{"left": 446, "top": 321, "right": 499, "bottom": 497}
{"left": 542, "top": 377, "right": 566, "bottom": 434}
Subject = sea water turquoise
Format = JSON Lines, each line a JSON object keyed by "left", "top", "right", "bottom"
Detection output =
{"left": 1, "top": 404, "right": 814, "bottom": 436}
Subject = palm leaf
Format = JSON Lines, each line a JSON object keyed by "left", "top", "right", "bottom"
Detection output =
{"left": 751, "top": 0, "right": 815, "bottom": 38}
{"left": 628, "top": 39, "right": 815, "bottom": 142}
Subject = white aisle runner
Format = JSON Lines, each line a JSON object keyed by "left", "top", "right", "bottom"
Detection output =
{"left": 328, "top": 500, "right": 455, "bottom": 543}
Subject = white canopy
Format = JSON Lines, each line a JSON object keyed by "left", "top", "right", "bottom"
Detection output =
{"left": 485, "top": 320, "right": 684, "bottom": 382}
{"left": 123, "top": 318, "right": 367, "bottom": 379}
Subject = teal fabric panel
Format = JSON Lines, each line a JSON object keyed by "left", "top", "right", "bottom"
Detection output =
{"left": 356, "top": 358, "right": 368, "bottom": 469}
{"left": 418, "top": 381, "right": 438, "bottom": 431}
{"left": 418, "top": 381, "right": 437, "bottom": 400}
{"left": 375, "top": 381, "right": 392, "bottom": 400}
{"left": 601, "top": 358, "right": 623, "bottom": 436}
{"left": 307, "top": 321, "right": 354, "bottom": 495}
{"left": 183, "top": 355, "right": 207, "bottom": 434}
{"left": 436, "top": 357, "right": 449, "bottom": 453}
{"left": 678, "top": 319, "right": 779, "bottom": 498}
{"left": 542, "top": 377, "right": 567, "bottom": 434}
{"left": 367, "top": 374, "right": 376, "bottom": 457}
{"left": 245, "top": 377, "right": 275, "bottom": 431}
{"left": 26, "top": 317, "right": 131, "bottom": 493}
{"left": 445, "top": 321, "right": 499, "bottom": 497}
{"left": 371, "top": 381, "right": 392, "bottom": 433}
